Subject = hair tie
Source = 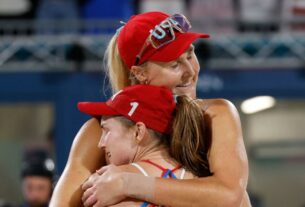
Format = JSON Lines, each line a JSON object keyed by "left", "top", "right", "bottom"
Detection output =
{"left": 116, "top": 21, "right": 126, "bottom": 35}
{"left": 173, "top": 95, "right": 178, "bottom": 103}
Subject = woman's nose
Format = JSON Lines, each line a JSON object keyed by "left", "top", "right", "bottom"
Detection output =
{"left": 181, "top": 59, "right": 195, "bottom": 78}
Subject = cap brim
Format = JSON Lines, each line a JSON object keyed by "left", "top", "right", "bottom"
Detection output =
{"left": 78, "top": 102, "right": 119, "bottom": 117}
{"left": 148, "top": 32, "right": 209, "bottom": 63}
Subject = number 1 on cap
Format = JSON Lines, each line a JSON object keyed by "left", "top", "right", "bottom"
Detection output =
{"left": 128, "top": 102, "right": 139, "bottom": 116}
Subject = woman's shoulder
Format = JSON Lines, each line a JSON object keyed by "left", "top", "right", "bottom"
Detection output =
{"left": 118, "top": 162, "right": 196, "bottom": 179}
{"left": 196, "top": 98, "right": 238, "bottom": 115}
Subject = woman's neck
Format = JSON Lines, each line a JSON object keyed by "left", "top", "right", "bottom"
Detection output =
{"left": 132, "top": 143, "right": 171, "bottom": 163}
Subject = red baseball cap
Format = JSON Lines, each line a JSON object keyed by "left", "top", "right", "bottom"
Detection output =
{"left": 117, "top": 11, "right": 210, "bottom": 69}
{"left": 78, "top": 85, "right": 176, "bottom": 134}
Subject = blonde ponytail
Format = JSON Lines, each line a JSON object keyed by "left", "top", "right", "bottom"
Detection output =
{"left": 104, "top": 34, "right": 131, "bottom": 93}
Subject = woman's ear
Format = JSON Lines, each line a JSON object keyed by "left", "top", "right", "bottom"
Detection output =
{"left": 133, "top": 122, "right": 147, "bottom": 144}
{"left": 130, "top": 66, "right": 148, "bottom": 84}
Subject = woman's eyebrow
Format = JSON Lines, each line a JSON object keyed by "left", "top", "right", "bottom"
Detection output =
{"left": 100, "top": 120, "right": 106, "bottom": 127}
{"left": 187, "top": 45, "right": 194, "bottom": 53}
{"left": 177, "top": 46, "right": 194, "bottom": 61}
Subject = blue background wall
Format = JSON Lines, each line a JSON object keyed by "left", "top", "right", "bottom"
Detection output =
{"left": 1, "top": 69, "right": 305, "bottom": 173}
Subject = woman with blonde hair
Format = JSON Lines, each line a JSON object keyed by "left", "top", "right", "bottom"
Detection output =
{"left": 50, "top": 11, "right": 250, "bottom": 207}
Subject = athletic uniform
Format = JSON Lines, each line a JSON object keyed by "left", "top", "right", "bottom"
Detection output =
{"left": 131, "top": 160, "right": 186, "bottom": 207}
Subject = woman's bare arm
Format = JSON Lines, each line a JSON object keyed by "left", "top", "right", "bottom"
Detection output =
{"left": 50, "top": 118, "right": 105, "bottom": 207}
{"left": 125, "top": 99, "right": 249, "bottom": 207}
{"left": 80, "top": 99, "right": 250, "bottom": 207}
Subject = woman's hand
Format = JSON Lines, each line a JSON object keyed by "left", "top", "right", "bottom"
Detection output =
{"left": 82, "top": 165, "right": 127, "bottom": 207}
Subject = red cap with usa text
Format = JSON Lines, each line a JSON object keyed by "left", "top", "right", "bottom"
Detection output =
{"left": 117, "top": 11, "right": 210, "bottom": 69}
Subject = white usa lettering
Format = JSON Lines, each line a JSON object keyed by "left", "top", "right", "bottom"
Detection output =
{"left": 150, "top": 18, "right": 179, "bottom": 40}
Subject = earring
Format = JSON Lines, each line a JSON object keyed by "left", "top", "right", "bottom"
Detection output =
{"left": 144, "top": 80, "right": 148, "bottom": 85}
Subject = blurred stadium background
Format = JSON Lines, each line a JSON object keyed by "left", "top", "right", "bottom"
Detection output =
{"left": 0, "top": 0, "right": 305, "bottom": 206}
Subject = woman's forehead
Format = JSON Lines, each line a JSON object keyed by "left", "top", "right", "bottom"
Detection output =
{"left": 101, "top": 116, "right": 124, "bottom": 125}
{"left": 100, "top": 116, "right": 112, "bottom": 125}
{"left": 146, "top": 45, "right": 195, "bottom": 67}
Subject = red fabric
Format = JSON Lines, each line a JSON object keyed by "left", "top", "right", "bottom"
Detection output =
{"left": 78, "top": 85, "right": 176, "bottom": 134}
{"left": 141, "top": 159, "right": 182, "bottom": 177}
{"left": 117, "top": 11, "right": 209, "bottom": 69}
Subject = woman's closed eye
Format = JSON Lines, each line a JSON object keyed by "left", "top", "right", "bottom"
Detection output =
{"left": 170, "top": 61, "right": 180, "bottom": 69}
{"left": 187, "top": 54, "right": 193, "bottom": 60}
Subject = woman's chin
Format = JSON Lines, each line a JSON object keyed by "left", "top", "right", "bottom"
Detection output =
{"left": 174, "top": 86, "right": 196, "bottom": 98}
